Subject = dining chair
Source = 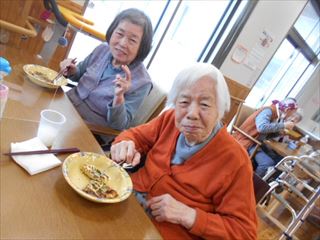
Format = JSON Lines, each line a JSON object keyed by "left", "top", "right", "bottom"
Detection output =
{"left": 253, "top": 173, "right": 271, "bottom": 204}
{"left": 257, "top": 155, "right": 320, "bottom": 240}
{"left": 230, "top": 104, "right": 262, "bottom": 159}
{"left": 86, "top": 82, "right": 167, "bottom": 137}
{"left": 221, "top": 95, "right": 245, "bottom": 126}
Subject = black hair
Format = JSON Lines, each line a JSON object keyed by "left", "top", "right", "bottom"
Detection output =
{"left": 106, "top": 8, "right": 153, "bottom": 63}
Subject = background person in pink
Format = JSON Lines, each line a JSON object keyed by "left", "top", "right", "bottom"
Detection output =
{"left": 233, "top": 98, "right": 300, "bottom": 177}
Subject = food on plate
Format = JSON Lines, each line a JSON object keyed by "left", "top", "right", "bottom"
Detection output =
{"left": 80, "top": 164, "right": 110, "bottom": 183}
{"left": 30, "top": 70, "right": 52, "bottom": 83}
{"left": 80, "top": 164, "right": 118, "bottom": 199}
{"left": 83, "top": 180, "right": 118, "bottom": 199}
{"left": 23, "top": 64, "right": 68, "bottom": 89}
{"left": 284, "top": 129, "right": 302, "bottom": 139}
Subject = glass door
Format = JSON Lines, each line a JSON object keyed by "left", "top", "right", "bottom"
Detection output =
{"left": 246, "top": 0, "right": 320, "bottom": 109}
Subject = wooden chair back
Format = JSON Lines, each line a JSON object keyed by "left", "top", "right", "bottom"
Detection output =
{"left": 87, "top": 82, "right": 167, "bottom": 136}
{"left": 222, "top": 95, "right": 245, "bottom": 126}
{"left": 231, "top": 104, "right": 262, "bottom": 159}
{"left": 233, "top": 104, "right": 256, "bottom": 128}
{"left": 131, "top": 82, "right": 166, "bottom": 127}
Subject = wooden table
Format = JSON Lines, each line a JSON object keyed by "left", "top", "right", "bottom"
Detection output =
{"left": 0, "top": 45, "right": 161, "bottom": 239}
{"left": 264, "top": 140, "right": 302, "bottom": 157}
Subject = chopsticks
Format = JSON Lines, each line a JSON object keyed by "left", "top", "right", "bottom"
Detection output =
{"left": 117, "top": 159, "right": 134, "bottom": 169}
{"left": 52, "top": 58, "right": 77, "bottom": 83}
{"left": 3, "top": 147, "right": 80, "bottom": 156}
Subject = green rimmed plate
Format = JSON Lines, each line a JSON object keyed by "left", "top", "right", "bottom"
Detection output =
{"left": 62, "top": 152, "right": 132, "bottom": 203}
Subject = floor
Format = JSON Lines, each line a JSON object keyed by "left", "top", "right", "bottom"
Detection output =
{"left": 257, "top": 197, "right": 320, "bottom": 240}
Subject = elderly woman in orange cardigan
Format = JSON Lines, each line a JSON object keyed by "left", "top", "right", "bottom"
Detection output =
{"left": 111, "top": 63, "right": 257, "bottom": 240}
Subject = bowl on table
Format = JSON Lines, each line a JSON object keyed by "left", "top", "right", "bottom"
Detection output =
{"left": 62, "top": 152, "right": 132, "bottom": 203}
{"left": 23, "top": 64, "right": 67, "bottom": 89}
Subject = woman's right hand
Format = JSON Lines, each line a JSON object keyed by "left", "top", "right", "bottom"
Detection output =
{"left": 110, "top": 140, "right": 141, "bottom": 166}
{"left": 284, "top": 121, "right": 295, "bottom": 130}
{"left": 114, "top": 65, "right": 132, "bottom": 95}
{"left": 59, "top": 58, "right": 77, "bottom": 76}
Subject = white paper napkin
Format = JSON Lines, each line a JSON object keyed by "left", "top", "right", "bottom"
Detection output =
{"left": 10, "top": 137, "right": 61, "bottom": 175}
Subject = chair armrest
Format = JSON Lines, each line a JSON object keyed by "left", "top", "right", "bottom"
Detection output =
{"left": 85, "top": 121, "right": 121, "bottom": 136}
{"left": 233, "top": 126, "right": 262, "bottom": 146}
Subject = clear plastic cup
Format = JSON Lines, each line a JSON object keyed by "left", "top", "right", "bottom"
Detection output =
{"left": 0, "top": 83, "right": 9, "bottom": 118}
{"left": 37, "top": 109, "right": 66, "bottom": 147}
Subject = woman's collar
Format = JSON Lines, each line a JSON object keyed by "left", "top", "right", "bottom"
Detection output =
{"left": 109, "top": 54, "right": 141, "bottom": 70}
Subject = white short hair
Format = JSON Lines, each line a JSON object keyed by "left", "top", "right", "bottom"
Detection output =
{"left": 166, "top": 62, "right": 230, "bottom": 121}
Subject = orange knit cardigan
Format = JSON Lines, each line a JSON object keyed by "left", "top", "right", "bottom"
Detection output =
{"left": 113, "top": 109, "right": 257, "bottom": 240}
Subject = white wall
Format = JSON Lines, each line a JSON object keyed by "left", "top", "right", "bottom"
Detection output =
{"left": 220, "top": 0, "right": 320, "bottom": 140}
{"left": 220, "top": 0, "right": 307, "bottom": 88}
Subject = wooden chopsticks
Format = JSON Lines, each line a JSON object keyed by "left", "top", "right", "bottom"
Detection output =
{"left": 3, "top": 147, "right": 80, "bottom": 156}
{"left": 52, "top": 58, "right": 77, "bottom": 83}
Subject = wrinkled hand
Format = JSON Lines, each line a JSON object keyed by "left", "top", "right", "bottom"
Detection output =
{"left": 284, "top": 121, "right": 295, "bottom": 130}
{"left": 113, "top": 65, "right": 132, "bottom": 97}
{"left": 59, "top": 58, "right": 77, "bottom": 76}
{"left": 110, "top": 140, "right": 141, "bottom": 166}
{"left": 147, "top": 194, "right": 196, "bottom": 229}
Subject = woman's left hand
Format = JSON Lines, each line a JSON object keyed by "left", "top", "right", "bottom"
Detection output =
{"left": 112, "top": 65, "right": 131, "bottom": 106}
{"left": 147, "top": 194, "right": 196, "bottom": 229}
{"left": 284, "top": 121, "right": 295, "bottom": 130}
{"left": 113, "top": 65, "right": 132, "bottom": 101}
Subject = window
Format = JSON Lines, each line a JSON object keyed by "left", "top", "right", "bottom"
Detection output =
{"left": 68, "top": 0, "right": 168, "bottom": 61}
{"left": 68, "top": 0, "right": 253, "bottom": 92}
{"left": 147, "top": 0, "right": 232, "bottom": 92}
{"left": 312, "top": 108, "right": 320, "bottom": 124}
{"left": 246, "top": 0, "right": 320, "bottom": 109}
{"left": 294, "top": 1, "right": 320, "bottom": 53}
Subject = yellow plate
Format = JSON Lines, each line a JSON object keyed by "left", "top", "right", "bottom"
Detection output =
{"left": 284, "top": 129, "right": 302, "bottom": 139}
{"left": 62, "top": 152, "right": 132, "bottom": 203}
{"left": 23, "top": 64, "right": 68, "bottom": 89}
